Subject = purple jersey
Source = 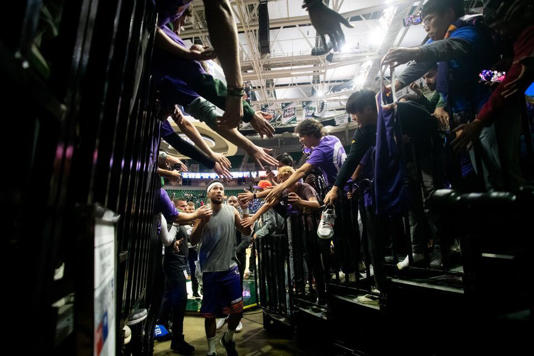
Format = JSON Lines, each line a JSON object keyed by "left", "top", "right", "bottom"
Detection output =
{"left": 306, "top": 135, "right": 346, "bottom": 187}
{"left": 156, "top": 188, "right": 179, "bottom": 222}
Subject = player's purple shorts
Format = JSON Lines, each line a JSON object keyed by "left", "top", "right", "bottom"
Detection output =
{"left": 200, "top": 265, "right": 243, "bottom": 318}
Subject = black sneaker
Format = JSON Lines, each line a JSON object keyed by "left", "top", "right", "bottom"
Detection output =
{"left": 220, "top": 332, "right": 238, "bottom": 356}
{"left": 171, "top": 337, "right": 195, "bottom": 355}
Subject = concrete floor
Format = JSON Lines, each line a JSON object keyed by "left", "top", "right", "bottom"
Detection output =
{"left": 154, "top": 310, "right": 302, "bottom": 356}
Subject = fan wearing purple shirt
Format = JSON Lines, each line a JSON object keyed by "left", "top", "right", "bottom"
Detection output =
{"left": 157, "top": 187, "right": 213, "bottom": 226}
{"left": 265, "top": 119, "right": 362, "bottom": 280}
{"left": 265, "top": 119, "right": 346, "bottom": 203}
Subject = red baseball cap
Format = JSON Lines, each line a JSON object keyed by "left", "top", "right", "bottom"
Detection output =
{"left": 253, "top": 180, "right": 272, "bottom": 190}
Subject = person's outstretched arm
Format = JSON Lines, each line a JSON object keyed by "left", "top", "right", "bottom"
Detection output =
{"left": 217, "top": 126, "right": 279, "bottom": 169}
{"left": 324, "top": 127, "right": 374, "bottom": 205}
{"left": 171, "top": 106, "right": 231, "bottom": 169}
{"left": 241, "top": 199, "right": 278, "bottom": 229}
{"left": 162, "top": 120, "right": 215, "bottom": 168}
{"left": 203, "top": 0, "right": 243, "bottom": 129}
{"left": 265, "top": 163, "right": 312, "bottom": 203}
{"left": 238, "top": 187, "right": 272, "bottom": 205}
{"left": 155, "top": 27, "right": 216, "bottom": 61}
{"left": 234, "top": 207, "right": 252, "bottom": 236}
{"left": 161, "top": 121, "right": 232, "bottom": 179}
{"left": 157, "top": 167, "right": 181, "bottom": 180}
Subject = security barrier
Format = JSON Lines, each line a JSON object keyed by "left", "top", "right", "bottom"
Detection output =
{"left": 2, "top": 1, "right": 160, "bottom": 355}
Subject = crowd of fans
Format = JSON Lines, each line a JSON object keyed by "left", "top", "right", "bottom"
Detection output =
{"left": 152, "top": 0, "right": 533, "bottom": 355}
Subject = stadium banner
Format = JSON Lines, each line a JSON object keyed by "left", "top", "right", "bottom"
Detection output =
{"left": 281, "top": 102, "right": 297, "bottom": 125}
{"left": 302, "top": 101, "right": 316, "bottom": 119}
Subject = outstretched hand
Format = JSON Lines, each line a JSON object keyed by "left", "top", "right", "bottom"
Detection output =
{"left": 165, "top": 154, "right": 188, "bottom": 172}
{"left": 265, "top": 185, "right": 283, "bottom": 204}
{"left": 195, "top": 205, "right": 213, "bottom": 220}
{"left": 188, "top": 45, "right": 216, "bottom": 61}
{"left": 303, "top": 0, "right": 353, "bottom": 52}
{"left": 217, "top": 96, "right": 243, "bottom": 130}
{"left": 211, "top": 152, "right": 231, "bottom": 170}
{"left": 214, "top": 162, "right": 233, "bottom": 180}
{"left": 238, "top": 189, "right": 254, "bottom": 205}
{"left": 241, "top": 217, "right": 255, "bottom": 229}
{"left": 250, "top": 111, "right": 275, "bottom": 138}
{"left": 250, "top": 147, "right": 279, "bottom": 170}
{"left": 382, "top": 47, "right": 421, "bottom": 68}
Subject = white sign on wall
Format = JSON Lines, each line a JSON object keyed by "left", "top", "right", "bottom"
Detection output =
{"left": 94, "top": 212, "right": 118, "bottom": 356}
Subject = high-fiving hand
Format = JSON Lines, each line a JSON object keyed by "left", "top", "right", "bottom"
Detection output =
{"left": 195, "top": 205, "right": 213, "bottom": 220}
{"left": 238, "top": 189, "right": 254, "bottom": 205}
{"left": 241, "top": 216, "right": 255, "bottom": 229}
{"left": 187, "top": 45, "right": 217, "bottom": 61}
{"left": 250, "top": 147, "right": 279, "bottom": 170}
{"left": 250, "top": 111, "right": 275, "bottom": 138}
{"left": 211, "top": 152, "right": 231, "bottom": 170}
{"left": 217, "top": 96, "right": 243, "bottom": 131}
{"left": 265, "top": 185, "right": 284, "bottom": 204}
{"left": 214, "top": 162, "right": 233, "bottom": 180}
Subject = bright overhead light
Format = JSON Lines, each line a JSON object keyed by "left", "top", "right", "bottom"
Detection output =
{"left": 369, "top": 28, "right": 386, "bottom": 47}
{"left": 341, "top": 43, "right": 351, "bottom": 53}
{"left": 368, "top": 6, "right": 396, "bottom": 48}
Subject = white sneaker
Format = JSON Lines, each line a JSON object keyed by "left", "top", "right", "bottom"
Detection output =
{"left": 397, "top": 255, "right": 410, "bottom": 270}
{"left": 356, "top": 294, "right": 379, "bottom": 307}
{"left": 235, "top": 321, "right": 243, "bottom": 333}
{"left": 123, "top": 325, "right": 131, "bottom": 345}
{"left": 317, "top": 207, "right": 335, "bottom": 239}
{"left": 216, "top": 317, "right": 227, "bottom": 330}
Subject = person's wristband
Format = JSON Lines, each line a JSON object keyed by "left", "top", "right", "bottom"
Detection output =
{"left": 227, "top": 87, "right": 245, "bottom": 97}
